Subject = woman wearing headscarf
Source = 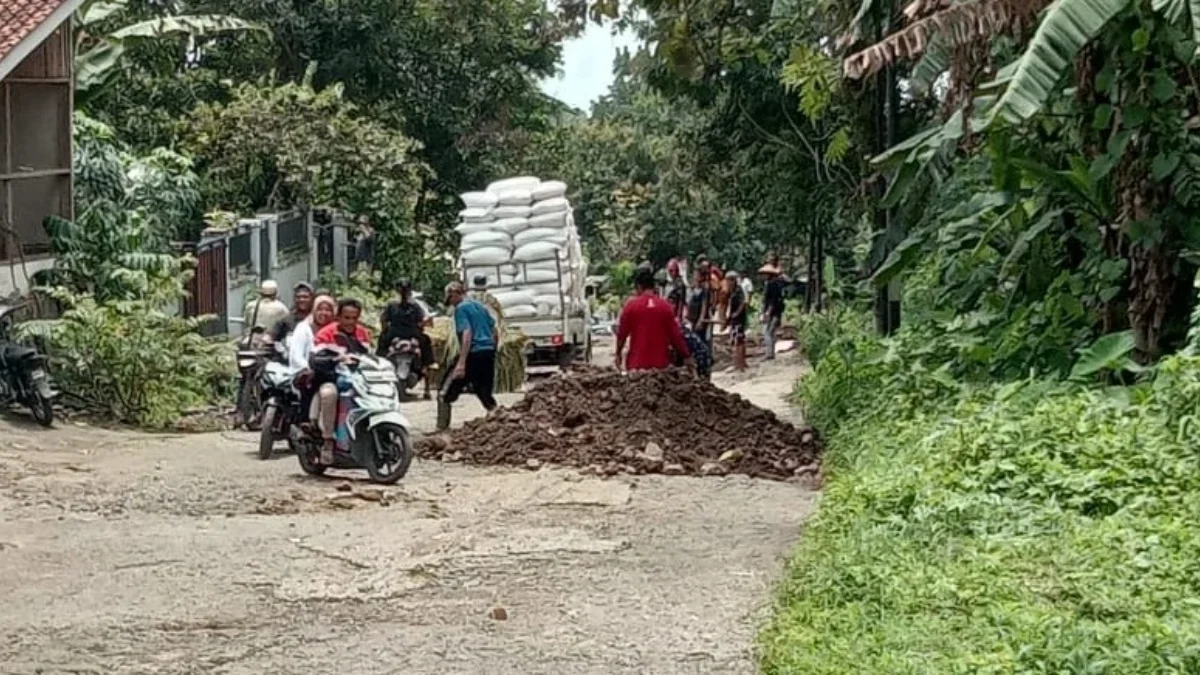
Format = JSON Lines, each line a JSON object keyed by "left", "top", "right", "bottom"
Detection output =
{"left": 288, "top": 294, "right": 338, "bottom": 461}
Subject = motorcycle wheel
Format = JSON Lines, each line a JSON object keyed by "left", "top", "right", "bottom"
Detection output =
{"left": 28, "top": 392, "right": 53, "bottom": 427}
{"left": 364, "top": 423, "right": 413, "bottom": 485}
{"left": 296, "top": 440, "right": 327, "bottom": 477}
{"left": 257, "top": 403, "right": 278, "bottom": 460}
{"left": 235, "top": 379, "right": 255, "bottom": 429}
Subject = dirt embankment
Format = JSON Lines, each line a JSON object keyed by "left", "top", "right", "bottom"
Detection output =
{"left": 419, "top": 367, "right": 820, "bottom": 480}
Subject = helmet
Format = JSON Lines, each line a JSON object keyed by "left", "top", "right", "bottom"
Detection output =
{"left": 260, "top": 280, "right": 279, "bottom": 296}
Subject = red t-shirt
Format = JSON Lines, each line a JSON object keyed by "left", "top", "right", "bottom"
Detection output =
{"left": 314, "top": 322, "right": 372, "bottom": 352}
{"left": 617, "top": 291, "right": 690, "bottom": 371}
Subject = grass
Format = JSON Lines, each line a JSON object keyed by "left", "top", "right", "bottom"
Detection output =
{"left": 758, "top": 352, "right": 1200, "bottom": 674}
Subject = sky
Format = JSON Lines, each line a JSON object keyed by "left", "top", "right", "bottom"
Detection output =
{"left": 540, "top": 24, "right": 642, "bottom": 114}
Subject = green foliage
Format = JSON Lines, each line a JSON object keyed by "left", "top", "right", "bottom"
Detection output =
{"left": 185, "top": 77, "right": 428, "bottom": 282}
{"left": 18, "top": 287, "right": 226, "bottom": 428}
{"left": 74, "top": 112, "right": 203, "bottom": 245}
{"left": 47, "top": 114, "right": 198, "bottom": 302}
{"left": 74, "top": 0, "right": 265, "bottom": 103}
{"left": 766, "top": 316, "right": 1200, "bottom": 672}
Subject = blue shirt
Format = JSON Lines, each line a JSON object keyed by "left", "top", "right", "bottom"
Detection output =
{"left": 455, "top": 298, "right": 496, "bottom": 353}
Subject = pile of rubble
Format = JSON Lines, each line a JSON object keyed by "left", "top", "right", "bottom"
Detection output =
{"left": 418, "top": 368, "right": 820, "bottom": 481}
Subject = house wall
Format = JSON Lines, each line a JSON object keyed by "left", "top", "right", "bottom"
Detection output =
{"left": 0, "top": 24, "right": 72, "bottom": 300}
{"left": 210, "top": 213, "right": 317, "bottom": 336}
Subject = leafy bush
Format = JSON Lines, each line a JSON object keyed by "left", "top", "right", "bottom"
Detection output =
{"left": 763, "top": 327, "right": 1200, "bottom": 672}
{"left": 19, "top": 289, "right": 227, "bottom": 428}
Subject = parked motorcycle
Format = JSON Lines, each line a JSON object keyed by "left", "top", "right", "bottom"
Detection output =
{"left": 257, "top": 361, "right": 301, "bottom": 460}
{"left": 295, "top": 353, "right": 414, "bottom": 484}
{"left": 0, "top": 304, "right": 56, "bottom": 427}
{"left": 387, "top": 337, "right": 430, "bottom": 400}
{"left": 234, "top": 329, "right": 270, "bottom": 430}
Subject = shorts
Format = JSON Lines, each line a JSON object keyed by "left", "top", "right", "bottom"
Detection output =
{"left": 729, "top": 323, "right": 746, "bottom": 345}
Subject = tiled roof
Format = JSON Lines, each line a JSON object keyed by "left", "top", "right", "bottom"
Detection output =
{"left": 0, "top": 0, "right": 70, "bottom": 65}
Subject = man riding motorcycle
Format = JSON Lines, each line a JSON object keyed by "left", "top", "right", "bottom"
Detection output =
{"left": 311, "top": 298, "right": 372, "bottom": 464}
{"left": 267, "top": 281, "right": 315, "bottom": 352}
{"left": 378, "top": 279, "right": 435, "bottom": 377}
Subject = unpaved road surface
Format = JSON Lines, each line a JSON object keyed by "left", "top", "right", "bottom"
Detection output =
{"left": 0, "top": 347, "right": 815, "bottom": 674}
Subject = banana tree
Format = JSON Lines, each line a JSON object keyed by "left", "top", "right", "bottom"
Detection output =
{"left": 75, "top": 0, "right": 266, "bottom": 104}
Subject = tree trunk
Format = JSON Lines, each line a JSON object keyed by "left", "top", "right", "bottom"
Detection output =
{"left": 1127, "top": 243, "right": 1174, "bottom": 360}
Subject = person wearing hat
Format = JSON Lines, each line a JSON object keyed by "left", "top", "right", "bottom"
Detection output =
{"left": 243, "top": 279, "right": 290, "bottom": 347}
{"left": 759, "top": 262, "right": 786, "bottom": 360}
{"left": 441, "top": 281, "right": 499, "bottom": 415}
{"left": 469, "top": 275, "right": 505, "bottom": 341}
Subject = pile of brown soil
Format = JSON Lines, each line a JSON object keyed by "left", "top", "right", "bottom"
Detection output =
{"left": 418, "top": 368, "right": 820, "bottom": 481}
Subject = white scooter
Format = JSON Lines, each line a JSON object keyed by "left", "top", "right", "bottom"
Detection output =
{"left": 295, "top": 353, "right": 415, "bottom": 484}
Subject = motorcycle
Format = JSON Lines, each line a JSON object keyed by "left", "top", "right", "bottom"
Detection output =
{"left": 295, "top": 353, "right": 415, "bottom": 485}
{"left": 257, "top": 361, "right": 301, "bottom": 460}
{"left": 234, "top": 329, "right": 270, "bottom": 430}
{"left": 0, "top": 304, "right": 56, "bottom": 427}
{"left": 387, "top": 337, "right": 431, "bottom": 400}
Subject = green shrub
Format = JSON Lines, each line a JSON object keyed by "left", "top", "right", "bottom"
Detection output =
{"left": 762, "top": 349, "right": 1200, "bottom": 673}
{"left": 19, "top": 291, "right": 227, "bottom": 428}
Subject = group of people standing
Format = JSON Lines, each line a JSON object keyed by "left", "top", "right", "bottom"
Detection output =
{"left": 615, "top": 254, "right": 788, "bottom": 377}
{"left": 241, "top": 275, "right": 502, "bottom": 464}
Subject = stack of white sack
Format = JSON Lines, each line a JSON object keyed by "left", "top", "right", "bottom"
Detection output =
{"left": 456, "top": 177, "right": 586, "bottom": 319}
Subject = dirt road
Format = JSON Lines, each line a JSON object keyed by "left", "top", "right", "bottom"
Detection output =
{"left": 0, "top": 347, "right": 815, "bottom": 674}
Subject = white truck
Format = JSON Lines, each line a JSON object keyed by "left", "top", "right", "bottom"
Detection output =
{"left": 463, "top": 254, "right": 593, "bottom": 374}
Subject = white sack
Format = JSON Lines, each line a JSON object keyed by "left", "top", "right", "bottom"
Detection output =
{"left": 523, "top": 281, "right": 566, "bottom": 296}
{"left": 492, "top": 217, "right": 530, "bottom": 235}
{"left": 514, "top": 227, "right": 570, "bottom": 248}
{"left": 455, "top": 221, "right": 495, "bottom": 236}
{"left": 514, "top": 240, "right": 569, "bottom": 263}
{"left": 530, "top": 197, "right": 570, "bottom": 216}
{"left": 460, "top": 230, "right": 512, "bottom": 250}
{"left": 460, "top": 191, "right": 498, "bottom": 209}
{"left": 531, "top": 180, "right": 568, "bottom": 202}
{"left": 496, "top": 188, "right": 533, "bottom": 207}
{"left": 493, "top": 290, "right": 536, "bottom": 307}
{"left": 516, "top": 267, "right": 562, "bottom": 284}
{"left": 461, "top": 246, "right": 512, "bottom": 266}
{"left": 459, "top": 207, "right": 493, "bottom": 222}
{"left": 487, "top": 176, "right": 540, "bottom": 194}
{"left": 492, "top": 205, "right": 532, "bottom": 219}
{"left": 503, "top": 304, "right": 539, "bottom": 319}
{"left": 527, "top": 211, "right": 569, "bottom": 229}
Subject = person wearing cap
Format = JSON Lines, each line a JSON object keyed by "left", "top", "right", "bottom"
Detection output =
{"left": 379, "top": 278, "right": 435, "bottom": 383}
{"left": 441, "top": 281, "right": 498, "bottom": 413}
{"left": 759, "top": 262, "right": 786, "bottom": 360}
{"left": 243, "top": 280, "right": 290, "bottom": 347}
{"left": 724, "top": 270, "right": 748, "bottom": 371}
{"left": 615, "top": 265, "right": 693, "bottom": 372}
{"left": 267, "top": 282, "right": 315, "bottom": 350}
{"left": 469, "top": 275, "right": 505, "bottom": 341}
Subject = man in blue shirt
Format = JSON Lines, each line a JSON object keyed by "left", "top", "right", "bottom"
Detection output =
{"left": 441, "top": 280, "right": 498, "bottom": 413}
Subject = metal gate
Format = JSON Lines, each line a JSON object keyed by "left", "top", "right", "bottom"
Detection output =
{"left": 185, "top": 239, "right": 228, "bottom": 337}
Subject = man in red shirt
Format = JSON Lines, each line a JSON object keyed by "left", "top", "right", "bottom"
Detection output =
{"left": 311, "top": 298, "right": 371, "bottom": 463}
{"left": 314, "top": 298, "right": 372, "bottom": 352}
{"left": 616, "top": 266, "right": 694, "bottom": 372}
